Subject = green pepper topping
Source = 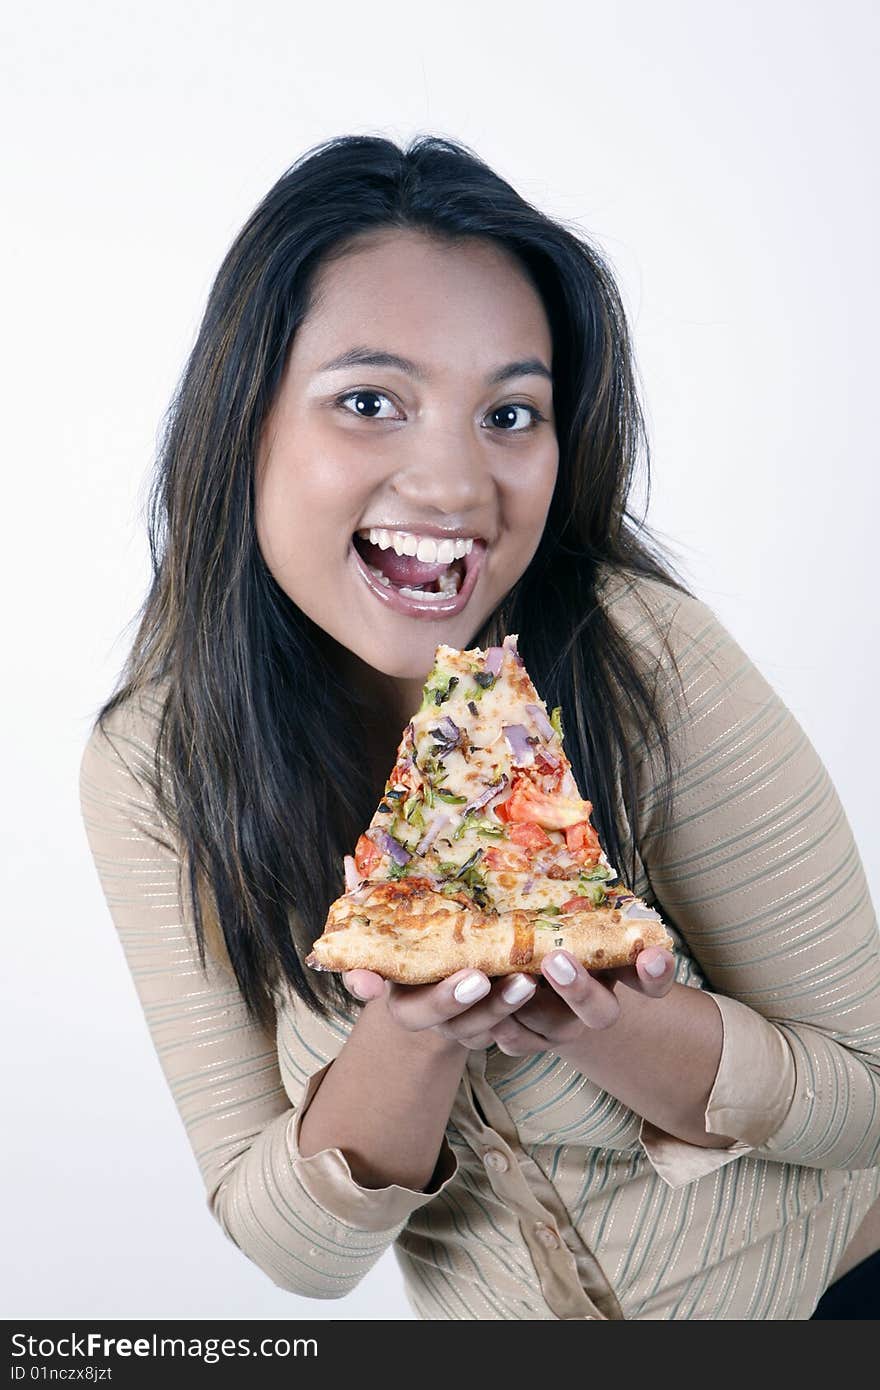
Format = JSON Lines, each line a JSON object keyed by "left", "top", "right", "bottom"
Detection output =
{"left": 452, "top": 812, "right": 476, "bottom": 842}
{"left": 550, "top": 706, "right": 564, "bottom": 741}
{"left": 455, "top": 849, "right": 484, "bottom": 878}
{"left": 420, "top": 673, "right": 459, "bottom": 708}
{"left": 436, "top": 789, "right": 468, "bottom": 804}
{"left": 573, "top": 881, "right": 607, "bottom": 906}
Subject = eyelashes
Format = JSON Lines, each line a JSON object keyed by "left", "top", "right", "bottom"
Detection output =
{"left": 334, "top": 389, "right": 546, "bottom": 433}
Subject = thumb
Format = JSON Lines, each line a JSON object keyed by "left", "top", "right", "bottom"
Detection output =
{"left": 343, "top": 970, "right": 387, "bottom": 1001}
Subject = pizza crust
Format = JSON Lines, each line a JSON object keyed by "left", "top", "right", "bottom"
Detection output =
{"left": 305, "top": 885, "right": 674, "bottom": 985}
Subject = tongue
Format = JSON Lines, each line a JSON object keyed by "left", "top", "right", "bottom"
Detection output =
{"left": 356, "top": 536, "right": 452, "bottom": 587}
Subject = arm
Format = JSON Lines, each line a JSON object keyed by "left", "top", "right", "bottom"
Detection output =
{"left": 601, "top": 583, "right": 880, "bottom": 1185}
{"left": 78, "top": 689, "right": 461, "bottom": 1301}
{"left": 297, "top": 996, "right": 467, "bottom": 1190}
{"left": 554, "top": 978, "right": 738, "bottom": 1149}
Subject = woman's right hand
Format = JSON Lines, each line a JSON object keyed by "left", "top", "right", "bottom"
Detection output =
{"left": 342, "top": 968, "right": 542, "bottom": 1051}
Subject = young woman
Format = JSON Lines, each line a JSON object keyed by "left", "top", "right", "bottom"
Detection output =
{"left": 79, "top": 133, "right": 880, "bottom": 1320}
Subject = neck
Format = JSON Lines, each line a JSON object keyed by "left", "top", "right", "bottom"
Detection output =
{"left": 317, "top": 634, "right": 427, "bottom": 780}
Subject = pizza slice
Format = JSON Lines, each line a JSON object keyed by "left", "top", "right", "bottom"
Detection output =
{"left": 306, "top": 634, "right": 674, "bottom": 984}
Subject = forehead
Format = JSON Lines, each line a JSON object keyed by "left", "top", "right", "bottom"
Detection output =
{"left": 293, "top": 229, "right": 553, "bottom": 375}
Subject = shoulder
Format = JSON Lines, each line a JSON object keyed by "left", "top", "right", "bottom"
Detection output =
{"left": 595, "top": 563, "right": 724, "bottom": 658}
{"left": 79, "top": 678, "right": 174, "bottom": 843}
{"left": 594, "top": 563, "right": 741, "bottom": 687}
{"left": 593, "top": 564, "right": 775, "bottom": 735}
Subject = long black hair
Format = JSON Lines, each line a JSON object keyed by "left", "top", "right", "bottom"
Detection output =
{"left": 95, "top": 133, "right": 696, "bottom": 1032}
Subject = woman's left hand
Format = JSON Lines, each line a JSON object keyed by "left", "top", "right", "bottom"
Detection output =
{"left": 489, "top": 946, "right": 676, "bottom": 1056}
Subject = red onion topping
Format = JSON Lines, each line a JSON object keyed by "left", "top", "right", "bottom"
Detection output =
{"left": 503, "top": 724, "right": 536, "bottom": 766}
{"left": 525, "top": 703, "right": 555, "bottom": 741}
{"left": 536, "top": 747, "right": 560, "bottom": 771}
{"left": 343, "top": 855, "right": 362, "bottom": 892}
{"left": 416, "top": 809, "right": 451, "bottom": 854}
{"left": 464, "top": 772, "right": 509, "bottom": 815}
{"left": 366, "top": 826, "right": 411, "bottom": 865}
{"left": 484, "top": 646, "right": 504, "bottom": 676}
{"left": 502, "top": 633, "right": 525, "bottom": 666}
{"left": 622, "top": 901, "right": 661, "bottom": 922}
{"left": 429, "top": 716, "right": 462, "bottom": 754}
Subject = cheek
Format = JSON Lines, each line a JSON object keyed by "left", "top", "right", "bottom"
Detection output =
{"left": 255, "top": 464, "right": 304, "bottom": 574}
{"left": 500, "top": 444, "right": 559, "bottom": 532}
{"left": 256, "top": 447, "right": 358, "bottom": 571}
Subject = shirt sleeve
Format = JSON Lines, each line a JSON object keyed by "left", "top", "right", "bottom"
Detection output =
{"left": 617, "top": 585, "right": 880, "bottom": 1189}
{"left": 78, "top": 692, "right": 459, "bottom": 1299}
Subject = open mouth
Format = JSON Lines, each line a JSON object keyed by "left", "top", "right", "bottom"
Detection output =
{"left": 349, "top": 530, "right": 487, "bottom": 618}
{"left": 351, "top": 532, "right": 469, "bottom": 597}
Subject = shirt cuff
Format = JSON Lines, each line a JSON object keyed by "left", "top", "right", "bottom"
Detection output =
{"left": 288, "top": 1062, "right": 460, "bottom": 1232}
{"left": 639, "top": 991, "right": 797, "bottom": 1189}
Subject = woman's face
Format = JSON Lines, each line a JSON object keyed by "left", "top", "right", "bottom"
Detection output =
{"left": 256, "top": 228, "right": 558, "bottom": 716}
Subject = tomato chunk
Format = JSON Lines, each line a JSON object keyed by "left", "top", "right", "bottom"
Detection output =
{"left": 564, "top": 820, "right": 602, "bottom": 866}
{"left": 354, "top": 833, "right": 383, "bottom": 877}
{"left": 508, "top": 821, "right": 553, "bottom": 852}
{"left": 481, "top": 845, "right": 530, "bottom": 873}
{"left": 561, "top": 896, "right": 595, "bottom": 913}
{"left": 496, "top": 772, "right": 593, "bottom": 830}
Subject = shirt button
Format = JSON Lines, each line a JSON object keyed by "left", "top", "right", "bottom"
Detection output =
{"left": 483, "top": 1149, "right": 510, "bottom": 1173}
{"left": 534, "top": 1222, "right": 561, "bottom": 1250}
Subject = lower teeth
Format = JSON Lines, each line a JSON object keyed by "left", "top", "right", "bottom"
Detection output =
{"left": 365, "top": 562, "right": 462, "bottom": 599}
{"left": 398, "top": 583, "right": 459, "bottom": 601}
{"left": 366, "top": 565, "right": 392, "bottom": 587}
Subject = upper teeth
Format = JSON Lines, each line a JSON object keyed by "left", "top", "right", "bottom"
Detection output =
{"left": 357, "top": 529, "right": 475, "bottom": 564}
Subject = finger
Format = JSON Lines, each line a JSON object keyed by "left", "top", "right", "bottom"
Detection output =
{"left": 510, "top": 990, "right": 586, "bottom": 1044}
{"left": 389, "top": 967, "right": 536, "bottom": 1045}
{"left": 342, "top": 970, "right": 387, "bottom": 1001}
{"left": 490, "top": 1016, "right": 548, "bottom": 1057}
{"left": 541, "top": 951, "right": 620, "bottom": 1030}
{"left": 610, "top": 951, "right": 676, "bottom": 998}
{"left": 634, "top": 949, "right": 676, "bottom": 995}
{"left": 384, "top": 970, "right": 493, "bottom": 1032}
{"left": 434, "top": 1023, "right": 497, "bottom": 1050}
{"left": 452, "top": 973, "right": 539, "bottom": 1041}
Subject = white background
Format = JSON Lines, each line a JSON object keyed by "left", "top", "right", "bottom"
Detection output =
{"left": 2, "top": 0, "right": 877, "bottom": 1321}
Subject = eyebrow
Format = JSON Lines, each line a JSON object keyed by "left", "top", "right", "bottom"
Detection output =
{"left": 315, "top": 346, "right": 552, "bottom": 386}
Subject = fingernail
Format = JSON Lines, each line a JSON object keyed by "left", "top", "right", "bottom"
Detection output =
{"left": 545, "top": 953, "right": 577, "bottom": 985}
{"left": 502, "top": 974, "right": 535, "bottom": 1005}
{"left": 454, "top": 973, "right": 491, "bottom": 1004}
{"left": 643, "top": 954, "right": 668, "bottom": 978}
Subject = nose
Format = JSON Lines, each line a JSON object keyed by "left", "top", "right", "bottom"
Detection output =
{"left": 389, "top": 420, "right": 494, "bottom": 517}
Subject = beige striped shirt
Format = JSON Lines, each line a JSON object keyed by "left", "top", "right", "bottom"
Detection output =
{"left": 78, "top": 571, "right": 880, "bottom": 1319}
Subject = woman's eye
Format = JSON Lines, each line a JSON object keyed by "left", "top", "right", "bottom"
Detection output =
{"left": 486, "top": 403, "right": 544, "bottom": 432}
{"left": 336, "top": 392, "right": 544, "bottom": 431}
{"left": 337, "top": 390, "right": 399, "bottom": 420}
